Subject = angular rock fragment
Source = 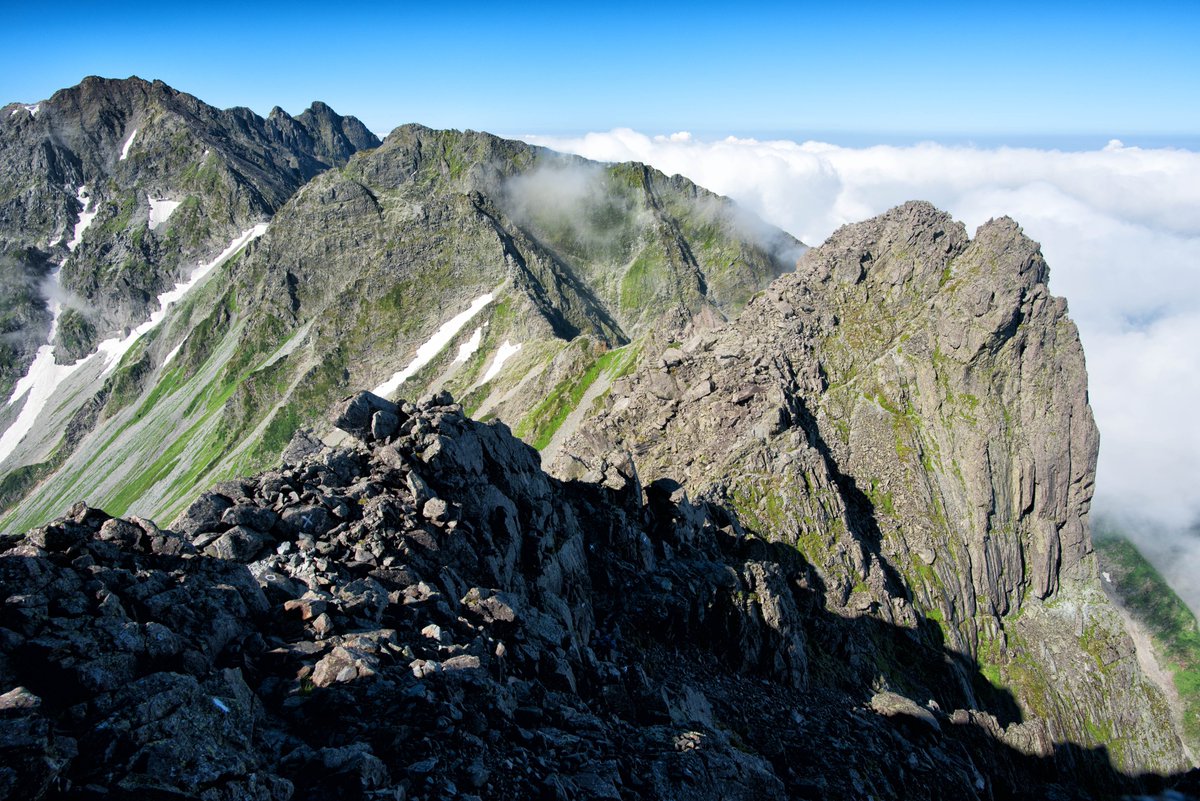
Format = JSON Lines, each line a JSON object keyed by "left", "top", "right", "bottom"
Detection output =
{"left": 333, "top": 391, "right": 401, "bottom": 441}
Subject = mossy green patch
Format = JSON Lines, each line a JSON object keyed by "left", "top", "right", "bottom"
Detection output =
{"left": 161, "top": 196, "right": 209, "bottom": 252}
{"left": 515, "top": 343, "right": 631, "bottom": 450}
{"left": 131, "top": 364, "right": 185, "bottom": 422}
{"left": 619, "top": 248, "right": 667, "bottom": 312}
{"left": 54, "top": 308, "right": 96, "bottom": 360}
{"left": 726, "top": 473, "right": 841, "bottom": 571}
{"left": 0, "top": 453, "right": 63, "bottom": 515}
{"left": 980, "top": 628, "right": 1054, "bottom": 719}
{"left": 106, "top": 417, "right": 205, "bottom": 517}
{"left": 1095, "top": 529, "right": 1200, "bottom": 750}
{"left": 94, "top": 192, "right": 138, "bottom": 239}
{"left": 939, "top": 263, "right": 952, "bottom": 287}
{"left": 229, "top": 353, "right": 350, "bottom": 474}
{"left": 258, "top": 402, "right": 302, "bottom": 457}
{"left": 865, "top": 479, "right": 895, "bottom": 518}
{"left": 980, "top": 662, "right": 1003, "bottom": 689}
{"left": 103, "top": 338, "right": 156, "bottom": 417}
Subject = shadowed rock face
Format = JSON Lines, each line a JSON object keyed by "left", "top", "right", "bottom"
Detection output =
{"left": 0, "top": 76, "right": 1194, "bottom": 793}
{"left": 1, "top": 391, "right": 1197, "bottom": 801}
{"left": 555, "top": 201, "right": 1185, "bottom": 775}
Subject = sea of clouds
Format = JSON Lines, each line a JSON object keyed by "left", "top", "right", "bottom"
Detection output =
{"left": 523, "top": 130, "right": 1200, "bottom": 607}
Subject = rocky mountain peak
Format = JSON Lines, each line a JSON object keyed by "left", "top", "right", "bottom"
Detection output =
{"left": 800, "top": 199, "right": 968, "bottom": 291}
{"left": 552, "top": 201, "right": 1184, "bottom": 775}
{"left": 0, "top": 76, "right": 380, "bottom": 393}
{"left": 56, "top": 73, "right": 156, "bottom": 105}
{"left": 0, "top": 389, "right": 1192, "bottom": 799}
{"left": 293, "top": 99, "right": 379, "bottom": 163}
{"left": 1, "top": 76, "right": 1195, "bottom": 794}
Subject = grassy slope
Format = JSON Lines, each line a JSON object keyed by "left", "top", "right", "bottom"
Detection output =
{"left": 2, "top": 129, "right": 794, "bottom": 533}
{"left": 1095, "top": 527, "right": 1200, "bottom": 755}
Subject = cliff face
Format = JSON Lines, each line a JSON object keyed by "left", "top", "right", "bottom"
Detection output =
{"left": 0, "top": 77, "right": 1194, "bottom": 788}
{"left": 556, "top": 201, "right": 1184, "bottom": 774}
{"left": 0, "top": 392, "right": 1194, "bottom": 801}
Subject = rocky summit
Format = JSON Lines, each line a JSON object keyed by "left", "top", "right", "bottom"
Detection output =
{"left": 1, "top": 77, "right": 1198, "bottom": 800}
{"left": 555, "top": 201, "right": 1187, "bottom": 773}
{"left": 0, "top": 390, "right": 1194, "bottom": 801}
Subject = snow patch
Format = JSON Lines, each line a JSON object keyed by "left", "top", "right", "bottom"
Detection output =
{"left": 0, "top": 225, "right": 269, "bottom": 465}
{"left": 96, "top": 224, "right": 269, "bottom": 373}
{"left": 373, "top": 294, "right": 494, "bottom": 398}
{"left": 120, "top": 128, "right": 138, "bottom": 161}
{"left": 0, "top": 298, "right": 85, "bottom": 463}
{"left": 161, "top": 342, "right": 183, "bottom": 368}
{"left": 454, "top": 326, "right": 484, "bottom": 363}
{"left": 23, "top": 104, "right": 40, "bottom": 116}
{"left": 0, "top": 343, "right": 81, "bottom": 463}
{"left": 148, "top": 197, "right": 181, "bottom": 230}
{"left": 480, "top": 340, "right": 522, "bottom": 384}
{"left": 1102, "top": 571, "right": 1112, "bottom": 584}
{"left": 67, "top": 186, "right": 97, "bottom": 252}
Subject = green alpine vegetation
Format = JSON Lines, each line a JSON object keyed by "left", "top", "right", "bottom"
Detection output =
{"left": 1, "top": 78, "right": 1196, "bottom": 791}
{"left": 0, "top": 103, "right": 798, "bottom": 533}
{"left": 1095, "top": 525, "right": 1200, "bottom": 753}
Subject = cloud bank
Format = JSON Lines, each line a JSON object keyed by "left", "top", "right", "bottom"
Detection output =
{"left": 523, "top": 129, "right": 1200, "bottom": 543}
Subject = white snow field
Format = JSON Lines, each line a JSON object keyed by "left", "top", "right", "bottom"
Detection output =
{"left": 373, "top": 293, "right": 495, "bottom": 398}
{"left": 454, "top": 326, "right": 484, "bottom": 363}
{"left": 148, "top": 197, "right": 181, "bottom": 230}
{"left": 0, "top": 224, "right": 269, "bottom": 465}
{"left": 480, "top": 340, "right": 522, "bottom": 384}
{"left": 119, "top": 128, "right": 138, "bottom": 160}
{"left": 0, "top": 310, "right": 84, "bottom": 465}
{"left": 66, "top": 186, "right": 97, "bottom": 251}
{"left": 161, "top": 342, "right": 183, "bottom": 368}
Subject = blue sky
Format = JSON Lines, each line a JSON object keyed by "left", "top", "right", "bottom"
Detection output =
{"left": 1, "top": 1, "right": 1197, "bottom": 143}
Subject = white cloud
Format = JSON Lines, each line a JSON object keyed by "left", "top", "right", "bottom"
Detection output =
{"left": 522, "top": 129, "right": 1200, "bottom": 534}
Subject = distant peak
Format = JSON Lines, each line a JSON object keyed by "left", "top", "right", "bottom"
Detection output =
{"left": 298, "top": 101, "right": 345, "bottom": 124}
{"left": 974, "top": 215, "right": 1023, "bottom": 237}
{"left": 76, "top": 75, "right": 151, "bottom": 90}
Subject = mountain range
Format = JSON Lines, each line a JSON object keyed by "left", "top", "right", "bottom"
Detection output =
{"left": 0, "top": 76, "right": 1197, "bottom": 800}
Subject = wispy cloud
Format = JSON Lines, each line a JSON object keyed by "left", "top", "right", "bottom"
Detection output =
{"left": 523, "top": 130, "right": 1200, "bottom": 539}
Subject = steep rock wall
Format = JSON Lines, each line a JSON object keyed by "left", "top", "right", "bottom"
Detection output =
{"left": 556, "top": 201, "right": 1185, "bottom": 773}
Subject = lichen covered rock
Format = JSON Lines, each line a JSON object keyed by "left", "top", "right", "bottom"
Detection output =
{"left": 556, "top": 201, "right": 1186, "bottom": 776}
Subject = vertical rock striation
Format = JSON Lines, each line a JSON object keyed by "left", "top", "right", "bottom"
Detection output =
{"left": 556, "top": 201, "right": 1186, "bottom": 774}
{"left": 1, "top": 391, "right": 1194, "bottom": 799}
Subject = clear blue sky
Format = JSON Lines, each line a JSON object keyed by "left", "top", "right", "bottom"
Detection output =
{"left": 2, "top": 1, "right": 1197, "bottom": 142}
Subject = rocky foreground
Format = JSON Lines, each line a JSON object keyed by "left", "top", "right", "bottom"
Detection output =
{"left": 1, "top": 391, "right": 1197, "bottom": 800}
